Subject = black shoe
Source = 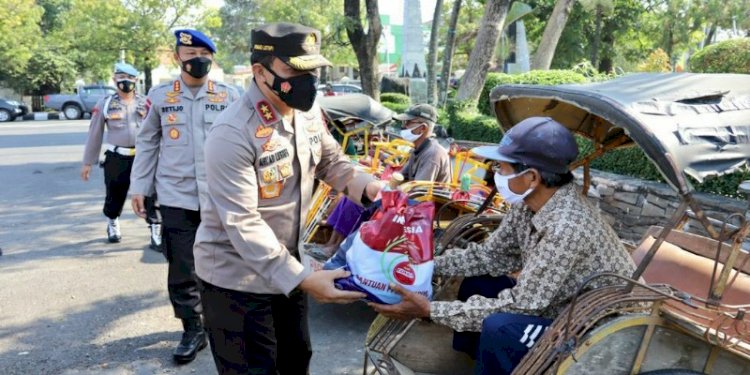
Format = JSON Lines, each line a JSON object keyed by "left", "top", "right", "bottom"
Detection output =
{"left": 173, "top": 318, "right": 207, "bottom": 364}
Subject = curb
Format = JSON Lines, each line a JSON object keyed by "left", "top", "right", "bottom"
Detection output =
{"left": 16, "top": 112, "right": 64, "bottom": 121}
{"left": 13, "top": 112, "right": 92, "bottom": 121}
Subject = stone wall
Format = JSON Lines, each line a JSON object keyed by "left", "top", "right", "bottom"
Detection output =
{"left": 573, "top": 169, "right": 748, "bottom": 245}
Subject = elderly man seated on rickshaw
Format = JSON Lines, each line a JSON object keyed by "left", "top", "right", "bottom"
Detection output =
{"left": 371, "top": 117, "right": 637, "bottom": 374}
{"left": 321, "top": 103, "right": 452, "bottom": 254}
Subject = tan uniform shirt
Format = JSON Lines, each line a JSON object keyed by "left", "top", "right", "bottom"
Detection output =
{"left": 130, "top": 78, "right": 239, "bottom": 210}
{"left": 82, "top": 94, "right": 147, "bottom": 165}
{"left": 401, "top": 138, "right": 452, "bottom": 183}
{"left": 194, "top": 81, "right": 374, "bottom": 295}
{"left": 430, "top": 184, "right": 637, "bottom": 332}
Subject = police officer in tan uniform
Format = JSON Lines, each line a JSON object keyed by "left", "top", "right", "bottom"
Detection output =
{"left": 81, "top": 62, "right": 161, "bottom": 246}
{"left": 129, "top": 29, "right": 239, "bottom": 364}
{"left": 194, "top": 23, "right": 382, "bottom": 374}
{"left": 395, "top": 103, "right": 452, "bottom": 184}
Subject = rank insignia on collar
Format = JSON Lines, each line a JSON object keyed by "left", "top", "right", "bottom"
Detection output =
{"left": 262, "top": 137, "right": 281, "bottom": 152}
{"left": 207, "top": 80, "right": 215, "bottom": 93}
{"left": 169, "top": 127, "right": 180, "bottom": 140}
{"left": 173, "top": 80, "right": 181, "bottom": 93}
{"left": 255, "top": 125, "right": 274, "bottom": 138}
{"left": 255, "top": 100, "right": 277, "bottom": 125}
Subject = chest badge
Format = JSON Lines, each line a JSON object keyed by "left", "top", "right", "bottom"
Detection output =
{"left": 262, "top": 167, "right": 279, "bottom": 184}
{"left": 167, "top": 113, "right": 178, "bottom": 124}
{"left": 255, "top": 125, "right": 274, "bottom": 138}
{"left": 169, "top": 127, "right": 180, "bottom": 140}
{"left": 261, "top": 137, "right": 281, "bottom": 152}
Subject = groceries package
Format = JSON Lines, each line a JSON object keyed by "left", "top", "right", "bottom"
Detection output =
{"left": 334, "top": 190, "right": 435, "bottom": 304}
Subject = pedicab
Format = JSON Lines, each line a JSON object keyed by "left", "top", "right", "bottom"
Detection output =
{"left": 302, "top": 95, "right": 507, "bottom": 273}
{"left": 362, "top": 73, "right": 750, "bottom": 375}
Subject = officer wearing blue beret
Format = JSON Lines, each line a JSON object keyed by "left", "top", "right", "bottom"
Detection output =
{"left": 130, "top": 29, "right": 239, "bottom": 364}
{"left": 81, "top": 63, "right": 161, "bottom": 248}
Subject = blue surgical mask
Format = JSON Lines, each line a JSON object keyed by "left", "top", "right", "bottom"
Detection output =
{"left": 494, "top": 171, "right": 533, "bottom": 205}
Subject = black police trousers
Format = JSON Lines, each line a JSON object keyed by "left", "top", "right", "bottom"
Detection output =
{"left": 160, "top": 205, "right": 203, "bottom": 320}
{"left": 200, "top": 280, "right": 312, "bottom": 375}
{"left": 102, "top": 150, "right": 159, "bottom": 224}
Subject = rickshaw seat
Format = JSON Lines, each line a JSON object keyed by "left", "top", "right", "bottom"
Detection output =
{"left": 631, "top": 226, "right": 750, "bottom": 305}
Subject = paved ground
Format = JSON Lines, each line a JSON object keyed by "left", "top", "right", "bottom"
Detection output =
{"left": 0, "top": 120, "right": 377, "bottom": 374}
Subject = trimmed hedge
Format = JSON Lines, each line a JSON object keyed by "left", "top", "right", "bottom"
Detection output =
{"left": 381, "top": 102, "right": 409, "bottom": 114}
{"left": 446, "top": 100, "right": 502, "bottom": 143}
{"left": 690, "top": 38, "right": 750, "bottom": 74}
{"left": 380, "top": 92, "right": 411, "bottom": 105}
{"left": 478, "top": 70, "right": 587, "bottom": 115}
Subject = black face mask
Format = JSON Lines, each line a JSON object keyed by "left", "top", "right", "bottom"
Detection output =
{"left": 181, "top": 56, "right": 212, "bottom": 79}
{"left": 116, "top": 79, "right": 136, "bottom": 93}
{"left": 263, "top": 66, "right": 318, "bottom": 112}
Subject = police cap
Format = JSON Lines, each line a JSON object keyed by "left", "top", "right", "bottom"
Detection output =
{"left": 114, "top": 62, "right": 139, "bottom": 77}
{"left": 174, "top": 29, "right": 216, "bottom": 54}
{"left": 251, "top": 22, "right": 331, "bottom": 71}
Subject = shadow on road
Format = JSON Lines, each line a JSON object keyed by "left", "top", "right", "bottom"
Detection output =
{"left": 0, "top": 291, "right": 182, "bottom": 374}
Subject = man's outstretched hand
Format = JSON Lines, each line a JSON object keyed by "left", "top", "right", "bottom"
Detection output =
{"left": 299, "top": 269, "right": 366, "bottom": 304}
{"left": 368, "top": 283, "right": 430, "bottom": 320}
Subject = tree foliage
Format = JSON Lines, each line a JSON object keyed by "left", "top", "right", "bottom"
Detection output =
{"left": 0, "top": 0, "right": 44, "bottom": 78}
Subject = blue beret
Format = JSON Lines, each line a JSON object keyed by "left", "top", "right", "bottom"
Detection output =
{"left": 174, "top": 29, "right": 216, "bottom": 53}
{"left": 114, "top": 62, "right": 139, "bottom": 76}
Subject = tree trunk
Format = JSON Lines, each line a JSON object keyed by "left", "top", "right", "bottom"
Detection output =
{"left": 439, "top": 0, "right": 462, "bottom": 106}
{"left": 598, "top": 22, "right": 614, "bottom": 73}
{"left": 704, "top": 23, "right": 716, "bottom": 47}
{"left": 455, "top": 0, "right": 511, "bottom": 103}
{"left": 344, "top": 0, "right": 382, "bottom": 99}
{"left": 590, "top": 4, "right": 602, "bottom": 67}
{"left": 531, "top": 0, "right": 576, "bottom": 70}
{"left": 144, "top": 63, "right": 153, "bottom": 94}
{"left": 426, "top": 0, "right": 444, "bottom": 105}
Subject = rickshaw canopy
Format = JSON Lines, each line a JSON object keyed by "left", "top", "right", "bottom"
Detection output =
{"left": 490, "top": 73, "right": 750, "bottom": 194}
{"left": 319, "top": 94, "right": 395, "bottom": 127}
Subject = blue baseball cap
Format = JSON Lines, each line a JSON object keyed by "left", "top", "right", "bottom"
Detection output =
{"left": 174, "top": 29, "right": 216, "bottom": 53}
{"left": 471, "top": 117, "right": 579, "bottom": 174}
{"left": 114, "top": 62, "right": 139, "bottom": 76}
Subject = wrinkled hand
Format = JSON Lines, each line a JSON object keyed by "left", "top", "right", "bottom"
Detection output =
{"left": 299, "top": 269, "right": 367, "bottom": 304}
{"left": 131, "top": 194, "right": 146, "bottom": 218}
{"left": 368, "top": 283, "right": 431, "bottom": 320}
{"left": 365, "top": 180, "right": 386, "bottom": 202}
{"left": 80, "top": 165, "right": 91, "bottom": 182}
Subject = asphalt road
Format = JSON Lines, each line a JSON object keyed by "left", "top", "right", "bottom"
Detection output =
{"left": 0, "top": 120, "right": 377, "bottom": 374}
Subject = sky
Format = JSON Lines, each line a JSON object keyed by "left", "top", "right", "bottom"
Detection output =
{"left": 202, "top": 0, "right": 439, "bottom": 25}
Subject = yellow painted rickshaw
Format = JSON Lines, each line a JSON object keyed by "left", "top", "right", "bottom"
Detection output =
{"left": 363, "top": 73, "right": 750, "bottom": 375}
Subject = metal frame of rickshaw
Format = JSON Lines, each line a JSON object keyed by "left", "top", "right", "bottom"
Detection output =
{"left": 362, "top": 73, "right": 750, "bottom": 375}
